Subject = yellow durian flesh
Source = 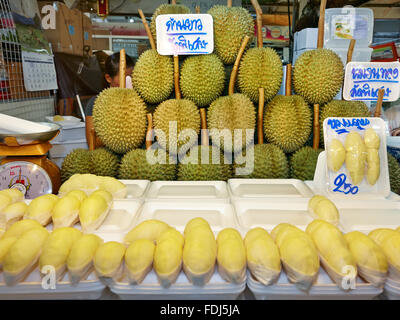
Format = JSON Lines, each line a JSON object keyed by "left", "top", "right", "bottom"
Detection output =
{"left": 369, "top": 228, "right": 398, "bottom": 247}
{"left": 0, "top": 193, "right": 12, "bottom": 212}
{"left": 366, "top": 148, "right": 380, "bottom": 186}
{"left": 0, "top": 236, "right": 18, "bottom": 268}
{"left": 52, "top": 196, "right": 81, "bottom": 229}
{"left": 59, "top": 174, "right": 98, "bottom": 195}
{"left": 397, "top": 227, "right": 400, "bottom": 233}
{"left": 124, "top": 220, "right": 171, "bottom": 245}
{"left": 79, "top": 194, "right": 109, "bottom": 233}
{"left": 90, "top": 189, "right": 113, "bottom": 204}
{"left": 244, "top": 228, "right": 281, "bottom": 285}
{"left": 0, "top": 228, "right": 4, "bottom": 238}
{"left": 380, "top": 233, "right": 400, "bottom": 280}
{"left": 125, "top": 239, "right": 155, "bottom": 285}
{"left": 344, "top": 231, "right": 387, "bottom": 287}
{"left": 327, "top": 139, "right": 345, "bottom": 172}
{"left": 67, "top": 234, "right": 103, "bottom": 284}
{"left": 345, "top": 131, "right": 367, "bottom": 185}
{"left": 65, "top": 190, "right": 87, "bottom": 203}
{"left": 25, "top": 194, "right": 59, "bottom": 226}
{"left": 39, "top": 227, "right": 82, "bottom": 280}
{"left": 0, "top": 189, "right": 24, "bottom": 203}
{"left": 2, "top": 219, "right": 43, "bottom": 239}
{"left": 307, "top": 195, "right": 326, "bottom": 215}
{"left": 184, "top": 217, "right": 210, "bottom": 236}
{"left": 364, "top": 128, "right": 380, "bottom": 149}
{"left": 3, "top": 227, "right": 49, "bottom": 286}
{"left": 99, "top": 177, "right": 127, "bottom": 199}
{"left": 157, "top": 228, "right": 184, "bottom": 247}
{"left": 0, "top": 202, "right": 28, "bottom": 229}
{"left": 271, "top": 223, "right": 309, "bottom": 248}
{"left": 93, "top": 241, "right": 126, "bottom": 281}
{"left": 313, "top": 198, "right": 339, "bottom": 226}
{"left": 216, "top": 228, "right": 246, "bottom": 284}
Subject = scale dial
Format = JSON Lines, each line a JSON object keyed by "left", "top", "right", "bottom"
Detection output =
{"left": 0, "top": 161, "right": 52, "bottom": 199}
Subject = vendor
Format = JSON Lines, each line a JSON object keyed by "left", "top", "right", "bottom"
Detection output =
{"left": 85, "top": 52, "right": 135, "bottom": 150}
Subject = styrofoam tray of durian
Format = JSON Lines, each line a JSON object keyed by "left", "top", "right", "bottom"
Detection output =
{"left": 145, "top": 181, "right": 230, "bottom": 203}
{"left": 247, "top": 268, "right": 382, "bottom": 300}
{"left": 383, "top": 278, "right": 400, "bottom": 300}
{"left": 228, "top": 179, "right": 314, "bottom": 201}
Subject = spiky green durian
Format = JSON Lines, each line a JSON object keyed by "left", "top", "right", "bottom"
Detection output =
{"left": 264, "top": 95, "right": 312, "bottom": 153}
{"left": 388, "top": 153, "right": 400, "bottom": 195}
{"left": 90, "top": 148, "right": 119, "bottom": 177}
{"left": 207, "top": 93, "right": 256, "bottom": 154}
{"left": 61, "top": 149, "right": 92, "bottom": 182}
{"left": 153, "top": 99, "right": 200, "bottom": 155}
{"left": 178, "top": 145, "right": 232, "bottom": 181}
{"left": 237, "top": 47, "right": 283, "bottom": 103}
{"left": 119, "top": 148, "right": 176, "bottom": 181}
{"left": 290, "top": 146, "right": 323, "bottom": 181}
{"left": 208, "top": 5, "right": 254, "bottom": 65}
{"left": 132, "top": 50, "right": 174, "bottom": 104}
{"left": 93, "top": 88, "right": 147, "bottom": 154}
{"left": 180, "top": 54, "right": 225, "bottom": 107}
{"left": 234, "top": 144, "right": 289, "bottom": 179}
{"left": 293, "top": 48, "right": 344, "bottom": 104}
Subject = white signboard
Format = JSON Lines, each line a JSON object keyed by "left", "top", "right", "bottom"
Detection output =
{"left": 22, "top": 51, "right": 58, "bottom": 91}
{"left": 156, "top": 14, "right": 214, "bottom": 56}
{"left": 343, "top": 61, "right": 400, "bottom": 102}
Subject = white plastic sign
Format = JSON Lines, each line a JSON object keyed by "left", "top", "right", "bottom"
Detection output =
{"left": 156, "top": 14, "right": 214, "bottom": 56}
{"left": 343, "top": 61, "right": 400, "bottom": 102}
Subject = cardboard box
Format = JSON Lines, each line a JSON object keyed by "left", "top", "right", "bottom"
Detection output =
{"left": 82, "top": 14, "right": 92, "bottom": 55}
{"left": 92, "top": 29, "right": 111, "bottom": 51}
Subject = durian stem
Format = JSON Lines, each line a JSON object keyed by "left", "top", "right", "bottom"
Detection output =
{"left": 346, "top": 39, "right": 356, "bottom": 64}
{"left": 374, "top": 89, "right": 385, "bottom": 118}
{"left": 195, "top": 5, "right": 200, "bottom": 13}
{"left": 119, "top": 49, "right": 126, "bottom": 89}
{"left": 229, "top": 35, "right": 250, "bottom": 96}
{"left": 146, "top": 113, "right": 153, "bottom": 150}
{"left": 174, "top": 55, "right": 181, "bottom": 99}
{"left": 138, "top": 9, "right": 156, "bottom": 50}
{"left": 200, "top": 108, "right": 209, "bottom": 146}
{"left": 257, "top": 87, "right": 264, "bottom": 145}
{"left": 313, "top": 104, "right": 320, "bottom": 149}
{"left": 317, "top": 0, "right": 327, "bottom": 49}
{"left": 285, "top": 63, "right": 292, "bottom": 96}
{"left": 227, "top": 0, "right": 232, "bottom": 7}
{"left": 251, "top": 0, "right": 263, "bottom": 48}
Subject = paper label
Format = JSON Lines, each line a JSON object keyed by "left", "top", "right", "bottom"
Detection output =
{"left": 22, "top": 51, "right": 58, "bottom": 91}
{"left": 332, "top": 14, "right": 368, "bottom": 40}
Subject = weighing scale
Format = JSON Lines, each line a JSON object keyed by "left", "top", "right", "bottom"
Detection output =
{"left": 0, "top": 122, "right": 62, "bottom": 199}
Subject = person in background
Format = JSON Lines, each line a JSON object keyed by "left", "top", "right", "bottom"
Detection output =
{"left": 85, "top": 52, "right": 135, "bottom": 150}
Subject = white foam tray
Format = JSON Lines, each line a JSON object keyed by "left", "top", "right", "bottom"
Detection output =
{"left": 228, "top": 179, "right": 314, "bottom": 201}
{"left": 119, "top": 180, "right": 150, "bottom": 200}
{"left": 46, "top": 116, "right": 81, "bottom": 126}
{"left": 247, "top": 268, "right": 382, "bottom": 300}
{"left": 383, "top": 278, "right": 400, "bottom": 300}
{"left": 49, "top": 139, "right": 88, "bottom": 158}
{"left": 145, "top": 181, "right": 230, "bottom": 203}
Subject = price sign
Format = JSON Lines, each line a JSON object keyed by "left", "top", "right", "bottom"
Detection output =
{"left": 156, "top": 14, "right": 214, "bottom": 56}
{"left": 343, "top": 61, "right": 400, "bottom": 102}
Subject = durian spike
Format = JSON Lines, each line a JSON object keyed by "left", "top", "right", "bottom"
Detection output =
{"left": 374, "top": 89, "right": 385, "bottom": 118}
{"left": 119, "top": 49, "right": 126, "bottom": 89}
{"left": 146, "top": 113, "right": 153, "bottom": 150}
{"left": 347, "top": 39, "right": 356, "bottom": 65}
{"left": 313, "top": 104, "right": 320, "bottom": 149}
{"left": 196, "top": 5, "right": 200, "bottom": 13}
{"left": 317, "top": 0, "right": 327, "bottom": 49}
{"left": 285, "top": 64, "right": 292, "bottom": 96}
{"left": 229, "top": 35, "right": 250, "bottom": 96}
{"left": 257, "top": 87, "right": 265, "bottom": 145}
{"left": 200, "top": 108, "right": 209, "bottom": 146}
{"left": 250, "top": 0, "right": 263, "bottom": 48}
{"left": 138, "top": 9, "right": 156, "bottom": 50}
{"left": 227, "top": 0, "right": 232, "bottom": 7}
{"left": 174, "top": 55, "right": 181, "bottom": 99}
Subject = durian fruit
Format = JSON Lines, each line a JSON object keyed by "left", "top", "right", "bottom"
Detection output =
{"left": 3, "top": 227, "right": 49, "bottom": 286}
{"left": 0, "top": 193, "right": 12, "bottom": 212}
{"left": 65, "top": 190, "right": 87, "bottom": 203}
{"left": 118, "top": 148, "right": 176, "bottom": 181}
{"left": 345, "top": 131, "right": 367, "bottom": 185}
{"left": 90, "top": 148, "right": 120, "bottom": 177}
{"left": 306, "top": 220, "right": 357, "bottom": 289}
{"left": 234, "top": 144, "right": 289, "bottom": 179}
{"left": 293, "top": 48, "right": 344, "bottom": 104}
{"left": 290, "top": 146, "right": 322, "bottom": 181}
{"left": 79, "top": 194, "right": 110, "bottom": 233}
{"left": 0, "top": 237, "right": 18, "bottom": 269}
{"left": 207, "top": 5, "right": 254, "bottom": 65}
{"left": 153, "top": 99, "right": 200, "bottom": 155}
{"left": 124, "top": 220, "right": 171, "bottom": 246}
{"left": 39, "top": 227, "right": 82, "bottom": 281}
{"left": 271, "top": 223, "right": 319, "bottom": 291}
{"left": 93, "top": 88, "right": 147, "bottom": 154}
{"left": 216, "top": 228, "right": 246, "bottom": 284}
{"left": 24, "top": 194, "right": 59, "bottom": 226}
{"left": 237, "top": 47, "right": 283, "bottom": 103}
{"left": 52, "top": 195, "right": 81, "bottom": 229}
{"left": 319, "top": 100, "right": 370, "bottom": 146}
{"left": 2, "top": 219, "right": 44, "bottom": 239}
{"left": 93, "top": 241, "right": 126, "bottom": 284}
{"left": 327, "top": 139, "right": 346, "bottom": 172}
{"left": 61, "top": 149, "right": 92, "bottom": 182}
{"left": 125, "top": 239, "right": 155, "bottom": 285}
{"left": 344, "top": 231, "right": 387, "bottom": 287}
{"left": 0, "top": 201, "right": 28, "bottom": 230}
{"left": 67, "top": 234, "right": 103, "bottom": 285}
{"left": 308, "top": 195, "right": 339, "bottom": 226}
{"left": 264, "top": 95, "right": 312, "bottom": 153}
{"left": 183, "top": 218, "right": 217, "bottom": 286}
{"left": 364, "top": 128, "right": 380, "bottom": 186}
{"left": 154, "top": 228, "right": 184, "bottom": 288}
{"left": 0, "top": 188, "right": 24, "bottom": 203}
{"left": 180, "top": 54, "right": 225, "bottom": 107}
{"left": 388, "top": 153, "right": 400, "bottom": 194}
{"left": 178, "top": 145, "right": 232, "bottom": 181}
{"left": 90, "top": 189, "right": 113, "bottom": 205}
{"left": 244, "top": 228, "right": 281, "bottom": 285}
{"left": 207, "top": 93, "right": 256, "bottom": 153}
{"left": 369, "top": 228, "right": 398, "bottom": 247}
{"left": 132, "top": 50, "right": 173, "bottom": 104}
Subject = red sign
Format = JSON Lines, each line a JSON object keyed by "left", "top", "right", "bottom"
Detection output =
{"left": 97, "top": 0, "right": 109, "bottom": 17}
